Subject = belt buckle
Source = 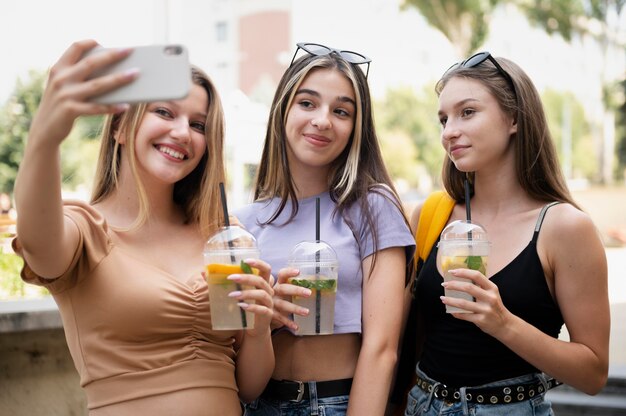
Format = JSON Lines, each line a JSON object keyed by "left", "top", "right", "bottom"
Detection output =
{"left": 290, "top": 380, "right": 305, "bottom": 402}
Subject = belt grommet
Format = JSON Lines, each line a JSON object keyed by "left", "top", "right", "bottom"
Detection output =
{"left": 428, "top": 385, "right": 433, "bottom": 393}
{"left": 490, "top": 396, "right": 498, "bottom": 404}
{"left": 503, "top": 387, "right": 511, "bottom": 394}
{"left": 538, "top": 386, "right": 544, "bottom": 393}
{"left": 441, "top": 389, "right": 448, "bottom": 398}
{"left": 477, "top": 395, "right": 484, "bottom": 403}
{"left": 504, "top": 395, "right": 512, "bottom": 403}
{"left": 465, "top": 393, "right": 472, "bottom": 401}
{"left": 529, "top": 390, "right": 535, "bottom": 397}
{"left": 453, "top": 391, "right": 460, "bottom": 400}
{"left": 517, "top": 393, "right": 525, "bottom": 401}
{"left": 517, "top": 386, "right": 525, "bottom": 392}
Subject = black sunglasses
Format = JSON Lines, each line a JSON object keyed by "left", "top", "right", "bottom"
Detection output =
{"left": 445, "top": 51, "right": 516, "bottom": 99}
{"left": 289, "top": 42, "right": 372, "bottom": 78}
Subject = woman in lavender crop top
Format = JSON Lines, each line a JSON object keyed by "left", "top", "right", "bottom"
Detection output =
{"left": 236, "top": 43, "right": 415, "bottom": 416}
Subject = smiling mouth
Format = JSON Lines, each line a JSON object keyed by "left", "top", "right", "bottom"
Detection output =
{"left": 304, "top": 134, "right": 331, "bottom": 145}
{"left": 155, "top": 145, "right": 187, "bottom": 160}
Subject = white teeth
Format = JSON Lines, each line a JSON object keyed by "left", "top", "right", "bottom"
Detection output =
{"left": 156, "top": 145, "right": 185, "bottom": 160}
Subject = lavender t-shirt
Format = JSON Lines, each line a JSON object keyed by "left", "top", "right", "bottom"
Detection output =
{"left": 234, "top": 189, "right": 415, "bottom": 334}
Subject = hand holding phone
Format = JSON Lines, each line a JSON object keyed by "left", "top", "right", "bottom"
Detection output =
{"left": 84, "top": 44, "right": 191, "bottom": 104}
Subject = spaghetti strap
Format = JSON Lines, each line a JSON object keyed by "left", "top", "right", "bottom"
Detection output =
{"left": 532, "top": 202, "right": 561, "bottom": 243}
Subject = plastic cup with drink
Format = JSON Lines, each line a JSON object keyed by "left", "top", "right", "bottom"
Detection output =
{"left": 204, "top": 225, "right": 259, "bottom": 330}
{"left": 287, "top": 240, "right": 338, "bottom": 335}
{"left": 437, "top": 220, "right": 490, "bottom": 313}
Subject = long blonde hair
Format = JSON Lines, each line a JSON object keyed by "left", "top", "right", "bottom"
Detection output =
{"left": 91, "top": 66, "right": 226, "bottom": 238}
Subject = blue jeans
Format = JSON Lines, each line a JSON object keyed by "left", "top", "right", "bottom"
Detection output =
{"left": 404, "top": 366, "right": 554, "bottom": 416}
{"left": 244, "top": 381, "right": 349, "bottom": 416}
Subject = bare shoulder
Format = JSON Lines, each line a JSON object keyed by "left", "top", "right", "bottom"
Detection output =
{"left": 540, "top": 202, "right": 600, "bottom": 242}
{"left": 538, "top": 202, "right": 606, "bottom": 275}
{"left": 409, "top": 202, "right": 424, "bottom": 234}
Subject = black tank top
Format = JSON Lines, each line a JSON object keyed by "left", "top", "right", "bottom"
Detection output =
{"left": 417, "top": 202, "right": 564, "bottom": 387}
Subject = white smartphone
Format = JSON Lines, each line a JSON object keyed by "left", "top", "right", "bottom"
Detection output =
{"left": 84, "top": 44, "right": 191, "bottom": 104}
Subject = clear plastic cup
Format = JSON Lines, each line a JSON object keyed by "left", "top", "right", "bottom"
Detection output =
{"left": 204, "top": 226, "right": 259, "bottom": 330}
{"left": 287, "top": 240, "right": 339, "bottom": 335}
{"left": 436, "top": 220, "right": 490, "bottom": 313}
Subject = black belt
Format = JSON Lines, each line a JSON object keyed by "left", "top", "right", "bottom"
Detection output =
{"left": 262, "top": 378, "right": 353, "bottom": 402}
{"left": 415, "top": 374, "right": 562, "bottom": 405}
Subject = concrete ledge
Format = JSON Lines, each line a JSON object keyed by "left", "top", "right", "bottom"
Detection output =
{"left": 0, "top": 297, "right": 62, "bottom": 333}
{"left": 0, "top": 327, "right": 87, "bottom": 415}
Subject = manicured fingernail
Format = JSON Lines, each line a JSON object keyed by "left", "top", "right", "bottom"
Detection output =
{"left": 123, "top": 68, "right": 140, "bottom": 78}
{"left": 237, "top": 302, "right": 249, "bottom": 309}
{"left": 228, "top": 291, "right": 242, "bottom": 298}
{"left": 228, "top": 275, "right": 242, "bottom": 281}
{"left": 113, "top": 103, "right": 129, "bottom": 113}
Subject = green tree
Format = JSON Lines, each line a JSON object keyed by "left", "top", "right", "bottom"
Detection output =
{"left": 542, "top": 89, "right": 597, "bottom": 179}
{"left": 0, "top": 70, "right": 44, "bottom": 194}
{"left": 375, "top": 85, "right": 446, "bottom": 191}
{"left": 0, "top": 71, "right": 103, "bottom": 198}
{"left": 616, "top": 79, "right": 626, "bottom": 181}
{"left": 402, "top": 0, "right": 625, "bottom": 183}
{"left": 401, "top": 0, "right": 497, "bottom": 57}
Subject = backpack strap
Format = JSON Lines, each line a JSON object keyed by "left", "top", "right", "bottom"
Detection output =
{"left": 390, "top": 190, "right": 455, "bottom": 410}
{"left": 411, "top": 191, "right": 455, "bottom": 294}
{"left": 416, "top": 190, "right": 456, "bottom": 263}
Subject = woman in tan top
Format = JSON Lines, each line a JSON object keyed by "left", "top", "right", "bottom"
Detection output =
{"left": 12, "top": 40, "right": 274, "bottom": 416}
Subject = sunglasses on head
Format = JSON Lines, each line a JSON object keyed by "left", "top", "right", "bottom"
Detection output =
{"left": 445, "top": 51, "right": 517, "bottom": 99}
{"left": 289, "top": 42, "right": 372, "bottom": 78}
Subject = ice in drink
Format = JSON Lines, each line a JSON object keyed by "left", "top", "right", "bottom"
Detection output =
{"left": 206, "top": 262, "right": 257, "bottom": 330}
{"left": 288, "top": 241, "right": 338, "bottom": 335}
{"left": 204, "top": 226, "right": 260, "bottom": 330}
{"left": 289, "top": 276, "right": 337, "bottom": 335}
{"left": 437, "top": 220, "right": 490, "bottom": 313}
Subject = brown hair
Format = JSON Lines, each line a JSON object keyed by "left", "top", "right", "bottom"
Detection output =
{"left": 435, "top": 56, "right": 578, "bottom": 208}
{"left": 254, "top": 51, "right": 411, "bottom": 280}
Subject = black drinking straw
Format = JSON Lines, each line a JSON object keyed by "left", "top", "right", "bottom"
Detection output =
{"left": 219, "top": 182, "right": 247, "bottom": 328}
{"left": 315, "top": 197, "right": 321, "bottom": 334}
{"left": 464, "top": 178, "right": 473, "bottom": 240}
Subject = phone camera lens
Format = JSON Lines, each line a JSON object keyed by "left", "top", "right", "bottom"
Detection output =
{"left": 164, "top": 45, "right": 183, "bottom": 56}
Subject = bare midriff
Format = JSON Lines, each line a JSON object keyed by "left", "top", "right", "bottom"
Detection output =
{"left": 272, "top": 332, "right": 361, "bottom": 381}
{"left": 89, "top": 387, "right": 242, "bottom": 416}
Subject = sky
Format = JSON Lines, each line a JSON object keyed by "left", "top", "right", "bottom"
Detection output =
{"left": 2, "top": 0, "right": 624, "bottom": 112}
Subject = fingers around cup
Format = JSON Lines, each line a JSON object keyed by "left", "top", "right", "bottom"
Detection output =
{"left": 274, "top": 282, "right": 311, "bottom": 298}
{"left": 273, "top": 297, "right": 309, "bottom": 317}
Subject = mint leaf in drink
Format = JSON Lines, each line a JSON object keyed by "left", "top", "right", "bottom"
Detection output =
{"left": 466, "top": 256, "right": 486, "bottom": 275}
{"left": 317, "top": 279, "right": 337, "bottom": 291}
{"left": 290, "top": 279, "right": 312, "bottom": 289}
{"left": 240, "top": 260, "right": 253, "bottom": 274}
{"left": 290, "top": 279, "right": 336, "bottom": 291}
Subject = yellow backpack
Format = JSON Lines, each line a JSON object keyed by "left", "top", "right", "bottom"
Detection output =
{"left": 413, "top": 190, "right": 456, "bottom": 279}
{"left": 390, "top": 190, "right": 455, "bottom": 411}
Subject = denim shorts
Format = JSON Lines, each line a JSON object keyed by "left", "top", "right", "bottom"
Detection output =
{"left": 245, "top": 381, "right": 349, "bottom": 416}
{"left": 404, "top": 365, "right": 554, "bottom": 416}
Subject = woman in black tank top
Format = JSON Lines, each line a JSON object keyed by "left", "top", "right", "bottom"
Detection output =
{"left": 401, "top": 53, "right": 610, "bottom": 416}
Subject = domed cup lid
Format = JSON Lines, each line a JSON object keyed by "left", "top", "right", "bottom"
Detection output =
{"left": 204, "top": 226, "right": 258, "bottom": 253}
{"left": 288, "top": 240, "right": 338, "bottom": 266}
{"left": 440, "top": 220, "right": 489, "bottom": 243}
